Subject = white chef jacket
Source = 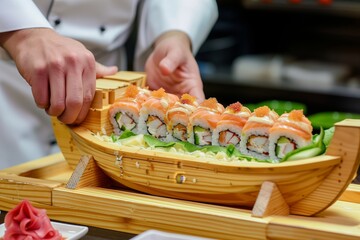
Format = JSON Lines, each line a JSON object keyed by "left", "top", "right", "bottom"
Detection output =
{"left": 0, "top": 0, "right": 218, "bottom": 169}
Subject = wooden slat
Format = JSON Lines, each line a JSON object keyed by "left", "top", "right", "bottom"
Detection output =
{"left": 267, "top": 201, "right": 360, "bottom": 240}
{"left": 52, "top": 186, "right": 268, "bottom": 240}
{"left": 102, "top": 71, "right": 146, "bottom": 87}
{"left": 0, "top": 152, "right": 67, "bottom": 177}
{"left": 96, "top": 79, "right": 129, "bottom": 90}
{"left": 66, "top": 155, "right": 110, "bottom": 189}
{"left": 252, "top": 181, "right": 289, "bottom": 217}
{"left": 339, "top": 184, "right": 360, "bottom": 204}
{"left": 0, "top": 173, "right": 61, "bottom": 205}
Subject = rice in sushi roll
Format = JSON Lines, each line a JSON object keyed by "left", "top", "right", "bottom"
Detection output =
{"left": 239, "top": 106, "right": 279, "bottom": 160}
{"left": 269, "top": 110, "right": 313, "bottom": 161}
{"left": 188, "top": 98, "right": 224, "bottom": 146}
{"left": 165, "top": 94, "right": 199, "bottom": 142}
{"left": 212, "top": 102, "right": 251, "bottom": 148}
{"left": 138, "top": 88, "right": 179, "bottom": 140}
{"left": 109, "top": 85, "right": 151, "bottom": 135}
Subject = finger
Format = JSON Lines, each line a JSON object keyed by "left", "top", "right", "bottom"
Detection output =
{"left": 95, "top": 62, "right": 118, "bottom": 78}
{"left": 29, "top": 64, "right": 50, "bottom": 109}
{"left": 158, "top": 49, "right": 184, "bottom": 76}
{"left": 46, "top": 60, "right": 66, "bottom": 117}
{"left": 189, "top": 86, "right": 205, "bottom": 103}
{"left": 58, "top": 68, "right": 83, "bottom": 124}
{"left": 73, "top": 61, "right": 96, "bottom": 124}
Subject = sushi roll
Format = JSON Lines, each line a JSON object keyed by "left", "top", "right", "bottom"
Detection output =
{"left": 165, "top": 94, "right": 199, "bottom": 142}
{"left": 138, "top": 88, "right": 179, "bottom": 140}
{"left": 109, "top": 85, "right": 150, "bottom": 135}
{"left": 240, "top": 106, "right": 279, "bottom": 160}
{"left": 188, "top": 98, "right": 224, "bottom": 146}
{"left": 212, "top": 102, "right": 251, "bottom": 148}
{"left": 269, "top": 110, "right": 313, "bottom": 161}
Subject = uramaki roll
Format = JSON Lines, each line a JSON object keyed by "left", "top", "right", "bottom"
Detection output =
{"left": 109, "top": 85, "right": 151, "bottom": 135}
{"left": 165, "top": 94, "right": 199, "bottom": 142}
{"left": 138, "top": 88, "right": 179, "bottom": 140}
{"left": 212, "top": 102, "right": 251, "bottom": 149}
{"left": 269, "top": 110, "right": 313, "bottom": 161}
{"left": 188, "top": 98, "right": 224, "bottom": 146}
{"left": 240, "top": 106, "right": 279, "bottom": 160}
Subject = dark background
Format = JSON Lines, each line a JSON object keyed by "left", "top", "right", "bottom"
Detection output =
{"left": 196, "top": 0, "right": 360, "bottom": 115}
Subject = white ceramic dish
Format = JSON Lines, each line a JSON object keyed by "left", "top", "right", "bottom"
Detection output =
{"left": 131, "top": 229, "right": 213, "bottom": 240}
{"left": 0, "top": 221, "right": 88, "bottom": 240}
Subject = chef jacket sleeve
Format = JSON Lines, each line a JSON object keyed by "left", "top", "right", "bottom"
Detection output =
{"left": 0, "top": 0, "right": 52, "bottom": 33}
{"left": 134, "top": 0, "right": 218, "bottom": 70}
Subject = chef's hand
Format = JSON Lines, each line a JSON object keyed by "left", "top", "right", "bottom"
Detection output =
{"left": 0, "top": 28, "right": 117, "bottom": 124}
{"left": 145, "top": 31, "right": 205, "bottom": 102}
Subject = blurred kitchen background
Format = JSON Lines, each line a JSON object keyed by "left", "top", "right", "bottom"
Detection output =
{"left": 195, "top": 0, "right": 360, "bottom": 131}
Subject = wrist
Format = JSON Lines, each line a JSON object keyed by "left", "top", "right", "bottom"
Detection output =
{"left": 155, "top": 30, "right": 192, "bottom": 51}
{"left": 0, "top": 28, "right": 52, "bottom": 59}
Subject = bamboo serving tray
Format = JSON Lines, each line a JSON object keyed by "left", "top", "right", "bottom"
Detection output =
{"left": 2, "top": 71, "right": 360, "bottom": 239}
{"left": 0, "top": 153, "right": 360, "bottom": 240}
{"left": 51, "top": 71, "right": 360, "bottom": 218}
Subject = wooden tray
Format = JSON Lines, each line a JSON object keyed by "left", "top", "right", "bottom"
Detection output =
{"left": 0, "top": 153, "right": 360, "bottom": 240}
{"left": 52, "top": 71, "right": 360, "bottom": 217}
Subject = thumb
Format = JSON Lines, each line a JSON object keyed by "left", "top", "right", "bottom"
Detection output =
{"left": 95, "top": 62, "right": 118, "bottom": 78}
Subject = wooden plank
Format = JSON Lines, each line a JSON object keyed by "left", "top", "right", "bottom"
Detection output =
{"left": 52, "top": 186, "right": 268, "bottom": 240}
{"left": 339, "top": 184, "right": 360, "bottom": 204}
{"left": 0, "top": 173, "right": 61, "bottom": 205}
{"left": 102, "top": 71, "right": 146, "bottom": 87}
{"left": 252, "top": 181, "right": 289, "bottom": 217}
{"left": 96, "top": 79, "right": 129, "bottom": 90}
{"left": 66, "top": 155, "right": 111, "bottom": 189}
{"left": 0, "top": 152, "right": 67, "bottom": 178}
{"left": 267, "top": 201, "right": 360, "bottom": 240}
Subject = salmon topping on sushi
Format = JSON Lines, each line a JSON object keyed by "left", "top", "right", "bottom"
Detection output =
{"left": 254, "top": 106, "right": 270, "bottom": 117}
{"left": 180, "top": 94, "right": 197, "bottom": 105}
{"left": 227, "top": 102, "right": 243, "bottom": 113}
{"left": 114, "top": 85, "right": 151, "bottom": 104}
{"left": 165, "top": 94, "right": 198, "bottom": 142}
{"left": 151, "top": 88, "right": 167, "bottom": 98}
{"left": 200, "top": 98, "right": 224, "bottom": 114}
{"left": 212, "top": 102, "right": 251, "bottom": 148}
{"left": 288, "top": 109, "right": 306, "bottom": 122}
{"left": 124, "top": 84, "right": 139, "bottom": 98}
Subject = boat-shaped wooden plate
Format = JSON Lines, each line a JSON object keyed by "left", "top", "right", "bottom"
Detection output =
{"left": 53, "top": 71, "right": 360, "bottom": 217}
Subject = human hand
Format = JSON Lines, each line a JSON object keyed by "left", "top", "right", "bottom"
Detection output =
{"left": 0, "top": 28, "right": 117, "bottom": 124}
{"left": 145, "top": 31, "right": 205, "bottom": 102}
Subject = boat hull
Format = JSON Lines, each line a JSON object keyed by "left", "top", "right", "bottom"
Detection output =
{"left": 69, "top": 126, "right": 340, "bottom": 208}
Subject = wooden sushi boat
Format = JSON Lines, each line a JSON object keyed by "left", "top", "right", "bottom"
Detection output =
{"left": 53, "top": 71, "right": 360, "bottom": 217}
